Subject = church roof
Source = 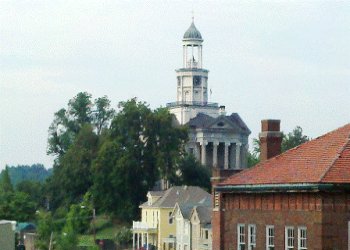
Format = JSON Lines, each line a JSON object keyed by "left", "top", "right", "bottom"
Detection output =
{"left": 183, "top": 22, "right": 203, "bottom": 41}
{"left": 219, "top": 123, "right": 350, "bottom": 186}
{"left": 188, "top": 113, "right": 251, "bottom": 134}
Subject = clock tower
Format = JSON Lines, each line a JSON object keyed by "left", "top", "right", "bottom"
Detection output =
{"left": 168, "top": 20, "right": 220, "bottom": 125}
{"left": 166, "top": 19, "right": 251, "bottom": 173}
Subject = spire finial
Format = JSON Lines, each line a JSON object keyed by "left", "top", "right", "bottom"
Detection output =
{"left": 191, "top": 9, "right": 194, "bottom": 22}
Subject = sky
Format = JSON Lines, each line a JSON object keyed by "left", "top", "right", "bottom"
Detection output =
{"left": 1, "top": 1, "right": 349, "bottom": 170}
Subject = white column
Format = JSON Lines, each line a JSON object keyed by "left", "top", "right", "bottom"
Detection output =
{"left": 201, "top": 141, "right": 208, "bottom": 166}
{"left": 224, "top": 142, "right": 229, "bottom": 169}
{"left": 236, "top": 142, "right": 241, "bottom": 169}
{"left": 137, "top": 233, "right": 139, "bottom": 249}
{"left": 147, "top": 233, "right": 149, "bottom": 250}
{"left": 133, "top": 233, "right": 135, "bottom": 250}
{"left": 213, "top": 141, "right": 219, "bottom": 168}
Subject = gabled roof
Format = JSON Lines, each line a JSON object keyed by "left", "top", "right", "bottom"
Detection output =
{"left": 140, "top": 186, "right": 210, "bottom": 208}
{"left": 191, "top": 205, "right": 212, "bottom": 224}
{"left": 188, "top": 113, "right": 250, "bottom": 135}
{"left": 173, "top": 196, "right": 211, "bottom": 220}
{"left": 220, "top": 124, "right": 350, "bottom": 186}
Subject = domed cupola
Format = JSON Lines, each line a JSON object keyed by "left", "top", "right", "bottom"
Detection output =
{"left": 183, "top": 22, "right": 203, "bottom": 41}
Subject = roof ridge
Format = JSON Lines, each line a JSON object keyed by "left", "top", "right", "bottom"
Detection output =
{"left": 320, "top": 136, "right": 350, "bottom": 182}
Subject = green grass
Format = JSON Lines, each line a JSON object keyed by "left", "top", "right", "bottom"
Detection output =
{"left": 78, "top": 218, "right": 129, "bottom": 247}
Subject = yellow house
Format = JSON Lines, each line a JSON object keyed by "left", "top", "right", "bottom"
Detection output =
{"left": 132, "top": 186, "right": 210, "bottom": 250}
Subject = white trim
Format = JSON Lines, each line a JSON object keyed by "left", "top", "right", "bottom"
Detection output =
{"left": 237, "top": 224, "right": 245, "bottom": 250}
{"left": 297, "top": 226, "right": 307, "bottom": 250}
{"left": 285, "top": 226, "right": 294, "bottom": 250}
{"left": 266, "top": 225, "right": 275, "bottom": 250}
{"left": 248, "top": 224, "right": 256, "bottom": 250}
{"left": 348, "top": 221, "right": 350, "bottom": 250}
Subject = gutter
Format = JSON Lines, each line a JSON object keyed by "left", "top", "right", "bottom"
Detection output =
{"left": 214, "top": 183, "right": 350, "bottom": 193}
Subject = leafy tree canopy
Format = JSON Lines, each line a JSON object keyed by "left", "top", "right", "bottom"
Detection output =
{"left": 0, "top": 164, "right": 52, "bottom": 186}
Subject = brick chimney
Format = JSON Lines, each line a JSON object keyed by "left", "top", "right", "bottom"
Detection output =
{"left": 259, "top": 119, "right": 283, "bottom": 162}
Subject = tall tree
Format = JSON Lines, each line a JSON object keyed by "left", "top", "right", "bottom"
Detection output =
{"left": 93, "top": 96, "right": 115, "bottom": 135}
{"left": 0, "top": 167, "right": 13, "bottom": 193}
{"left": 92, "top": 99, "right": 187, "bottom": 220}
{"left": 282, "top": 126, "right": 309, "bottom": 152}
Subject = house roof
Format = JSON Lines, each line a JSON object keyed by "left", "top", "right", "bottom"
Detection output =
{"left": 193, "top": 205, "right": 212, "bottom": 224}
{"left": 174, "top": 197, "right": 212, "bottom": 220}
{"left": 141, "top": 186, "right": 210, "bottom": 208}
{"left": 188, "top": 113, "right": 251, "bottom": 135}
{"left": 220, "top": 123, "right": 350, "bottom": 186}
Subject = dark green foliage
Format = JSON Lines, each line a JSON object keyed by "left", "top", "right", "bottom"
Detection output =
{"left": 0, "top": 167, "right": 13, "bottom": 193}
{"left": 173, "top": 154, "right": 211, "bottom": 192}
{"left": 35, "top": 211, "right": 54, "bottom": 250}
{"left": 1, "top": 164, "right": 52, "bottom": 186}
{"left": 16, "top": 180, "right": 45, "bottom": 208}
{"left": 47, "top": 125, "right": 99, "bottom": 210}
{"left": 247, "top": 152, "right": 260, "bottom": 168}
{"left": 0, "top": 191, "right": 36, "bottom": 221}
{"left": 282, "top": 126, "right": 309, "bottom": 152}
{"left": 92, "top": 99, "right": 187, "bottom": 221}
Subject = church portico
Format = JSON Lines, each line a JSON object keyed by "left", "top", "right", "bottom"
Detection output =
{"left": 193, "top": 138, "right": 246, "bottom": 169}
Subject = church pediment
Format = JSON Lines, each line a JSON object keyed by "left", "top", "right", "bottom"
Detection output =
{"left": 206, "top": 116, "right": 240, "bottom": 132}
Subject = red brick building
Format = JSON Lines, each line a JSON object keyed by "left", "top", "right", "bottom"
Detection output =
{"left": 212, "top": 122, "right": 350, "bottom": 250}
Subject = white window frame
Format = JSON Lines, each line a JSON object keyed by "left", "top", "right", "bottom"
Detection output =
{"left": 298, "top": 227, "right": 307, "bottom": 250}
{"left": 248, "top": 224, "right": 256, "bottom": 250}
{"left": 285, "top": 226, "right": 294, "bottom": 250}
{"left": 266, "top": 225, "right": 275, "bottom": 250}
{"left": 348, "top": 221, "right": 350, "bottom": 250}
{"left": 237, "top": 224, "right": 245, "bottom": 250}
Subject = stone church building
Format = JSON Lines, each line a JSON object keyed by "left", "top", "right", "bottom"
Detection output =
{"left": 167, "top": 20, "right": 251, "bottom": 170}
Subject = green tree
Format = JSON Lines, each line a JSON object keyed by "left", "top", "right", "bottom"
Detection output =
{"left": 282, "top": 126, "right": 309, "bottom": 152}
{"left": 92, "top": 99, "right": 187, "bottom": 220}
{"left": 0, "top": 166, "right": 13, "bottom": 193}
{"left": 0, "top": 191, "right": 36, "bottom": 221}
{"left": 93, "top": 96, "right": 115, "bottom": 135}
{"left": 35, "top": 211, "right": 54, "bottom": 250}
{"left": 47, "top": 125, "right": 98, "bottom": 210}
{"left": 65, "top": 192, "right": 93, "bottom": 234}
{"left": 174, "top": 154, "right": 211, "bottom": 192}
{"left": 16, "top": 180, "right": 44, "bottom": 208}
{"left": 47, "top": 92, "right": 94, "bottom": 157}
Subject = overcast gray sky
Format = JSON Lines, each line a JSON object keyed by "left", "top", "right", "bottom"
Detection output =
{"left": 1, "top": 1, "right": 349, "bottom": 170}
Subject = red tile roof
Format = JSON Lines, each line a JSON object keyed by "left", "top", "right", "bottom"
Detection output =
{"left": 220, "top": 124, "right": 350, "bottom": 186}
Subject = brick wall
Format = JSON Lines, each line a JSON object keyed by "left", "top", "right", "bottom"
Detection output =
{"left": 212, "top": 192, "right": 350, "bottom": 250}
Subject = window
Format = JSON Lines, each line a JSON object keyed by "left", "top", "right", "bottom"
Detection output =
{"left": 298, "top": 227, "right": 307, "bottom": 250}
{"left": 266, "top": 225, "right": 274, "bottom": 250}
{"left": 169, "top": 212, "right": 173, "bottom": 224}
{"left": 205, "top": 230, "right": 209, "bottom": 239}
{"left": 214, "top": 192, "right": 219, "bottom": 207}
{"left": 248, "top": 224, "right": 256, "bottom": 250}
{"left": 285, "top": 226, "right": 294, "bottom": 250}
{"left": 237, "top": 224, "right": 245, "bottom": 250}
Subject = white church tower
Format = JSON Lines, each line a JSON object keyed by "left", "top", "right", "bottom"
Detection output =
{"left": 167, "top": 20, "right": 251, "bottom": 170}
{"left": 167, "top": 20, "right": 221, "bottom": 125}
